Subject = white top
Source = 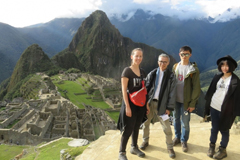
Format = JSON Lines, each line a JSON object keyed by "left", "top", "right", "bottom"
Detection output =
{"left": 176, "top": 63, "right": 189, "bottom": 103}
{"left": 210, "top": 75, "right": 232, "bottom": 111}
{"left": 153, "top": 69, "right": 164, "bottom": 100}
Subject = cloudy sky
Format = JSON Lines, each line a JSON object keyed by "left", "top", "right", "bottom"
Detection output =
{"left": 1, "top": 0, "right": 240, "bottom": 27}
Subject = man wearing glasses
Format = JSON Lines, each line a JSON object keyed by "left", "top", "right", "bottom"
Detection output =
{"left": 140, "top": 53, "right": 177, "bottom": 158}
{"left": 172, "top": 46, "right": 201, "bottom": 152}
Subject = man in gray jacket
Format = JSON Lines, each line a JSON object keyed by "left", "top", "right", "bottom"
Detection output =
{"left": 140, "top": 53, "right": 176, "bottom": 158}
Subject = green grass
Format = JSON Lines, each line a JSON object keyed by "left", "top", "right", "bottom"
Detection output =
{"left": 64, "top": 145, "right": 88, "bottom": 158}
{"left": 0, "top": 107, "right": 6, "bottom": 111}
{"left": 6, "top": 119, "right": 20, "bottom": 129}
{"left": 76, "top": 78, "right": 90, "bottom": 87}
{"left": 51, "top": 76, "right": 120, "bottom": 122}
{"left": 235, "top": 116, "right": 240, "bottom": 123}
{"left": 19, "top": 147, "right": 37, "bottom": 160}
{"left": 35, "top": 139, "right": 72, "bottom": 160}
{"left": 50, "top": 75, "right": 61, "bottom": 83}
{"left": 93, "top": 122, "right": 102, "bottom": 139}
{"left": 0, "top": 138, "right": 89, "bottom": 160}
{"left": 53, "top": 79, "right": 110, "bottom": 109}
{"left": 106, "top": 111, "right": 120, "bottom": 123}
{"left": 0, "top": 144, "right": 30, "bottom": 160}
{"left": 19, "top": 74, "right": 45, "bottom": 100}
{"left": 51, "top": 74, "right": 121, "bottom": 122}
{"left": 20, "top": 138, "right": 88, "bottom": 160}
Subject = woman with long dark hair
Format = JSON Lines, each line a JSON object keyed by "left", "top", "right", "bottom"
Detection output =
{"left": 204, "top": 55, "right": 240, "bottom": 160}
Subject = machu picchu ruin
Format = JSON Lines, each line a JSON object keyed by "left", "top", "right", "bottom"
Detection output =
{"left": 0, "top": 71, "right": 121, "bottom": 146}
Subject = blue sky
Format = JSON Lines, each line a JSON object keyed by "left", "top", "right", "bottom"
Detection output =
{"left": 1, "top": 0, "right": 240, "bottom": 27}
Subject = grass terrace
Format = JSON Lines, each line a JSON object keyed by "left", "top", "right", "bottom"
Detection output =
{"left": 0, "top": 138, "right": 88, "bottom": 160}
{"left": 51, "top": 75, "right": 119, "bottom": 122}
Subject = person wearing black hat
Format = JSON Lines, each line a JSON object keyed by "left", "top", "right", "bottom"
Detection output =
{"left": 204, "top": 55, "right": 240, "bottom": 159}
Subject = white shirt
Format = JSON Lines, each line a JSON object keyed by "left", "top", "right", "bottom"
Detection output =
{"left": 176, "top": 63, "right": 189, "bottom": 103}
{"left": 153, "top": 69, "right": 164, "bottom": 100}
{"left": 210, "top": 75, "right": 232, "bottom": 111}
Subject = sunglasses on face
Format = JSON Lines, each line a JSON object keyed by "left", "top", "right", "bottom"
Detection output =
{"left": 180, "top": 53, "right": 190, "bottom": 57}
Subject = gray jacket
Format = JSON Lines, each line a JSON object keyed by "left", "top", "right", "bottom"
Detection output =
{"left": 145, "top": 68, "right": 176, "bottom": 116}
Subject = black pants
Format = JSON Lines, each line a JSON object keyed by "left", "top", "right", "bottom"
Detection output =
{"left": 210, "top": 107, "right": 229, "bottom": 148}
{"left": 119, "top": 104, "right": 146, "bottom": 152}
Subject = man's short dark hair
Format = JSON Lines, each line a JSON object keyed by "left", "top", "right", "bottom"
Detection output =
{"left": 217, "top": 60, "right": 236, "bottom": 73}
{"left": 179, "top": 46, "right": 192, "bottom": 54}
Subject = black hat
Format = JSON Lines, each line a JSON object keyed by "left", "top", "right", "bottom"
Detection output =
{"left": 217, "top": 55, "right": 238, "bottom": 68}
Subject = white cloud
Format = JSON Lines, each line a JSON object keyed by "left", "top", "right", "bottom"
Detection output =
{"left": 133, "top": 0, "right": 156, "bottom": 4}
{"left": 196, "top": 0, "right": 240, "bottom": 22}
{"left": 100, "top": 0, "right": 206, "bottom": 21}
{"left": 196, "top": 0, "right": 240, "bottom": 17}
{"left": 212, "top": 7, "right": 240, "bottom": 22}
{"left": 0, "top": 0, "right": 240, "bottom": 27}
{"left": 0, "top": 0, "right": 102, "bottom": 27}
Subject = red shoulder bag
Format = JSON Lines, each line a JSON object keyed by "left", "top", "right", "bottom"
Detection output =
{"left": 129, "top": 80, "right": 147, "bottom": 107}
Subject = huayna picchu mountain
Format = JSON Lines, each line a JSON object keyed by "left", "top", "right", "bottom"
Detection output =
{"left": 53, "top": 10, "right": 176, "bottom": 79}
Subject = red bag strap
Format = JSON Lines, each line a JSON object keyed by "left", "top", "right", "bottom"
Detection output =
{"left": 141, "top": 80, "right": 145, "bottom": 87}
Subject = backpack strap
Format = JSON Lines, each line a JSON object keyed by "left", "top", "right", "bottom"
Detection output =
{"left": 173, "top": 63, "right": 178, "bottom": 72}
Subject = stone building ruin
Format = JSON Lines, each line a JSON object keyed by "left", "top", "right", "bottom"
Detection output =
{"left": 81, "top": 73, "right": 122, "bottom": 108}
{"left": 0, "top": 98, "right": 116, "bottom": 145}
{"left": 0, "top": 73, "right": 117, "bottom": 146}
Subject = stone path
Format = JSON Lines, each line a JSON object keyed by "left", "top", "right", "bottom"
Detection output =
{"left": 76, "top": 114, "right": 240, "bottom": 160}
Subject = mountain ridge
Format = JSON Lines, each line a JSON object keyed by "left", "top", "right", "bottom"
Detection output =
{"left": 1, "top": 9, "right": 240, "bottom": 89}
{"left": 54, "top": 10, "right": 176, "bottom": 79}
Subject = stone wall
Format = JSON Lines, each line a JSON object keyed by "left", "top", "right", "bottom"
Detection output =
{"left": 0, "top": 104, "right": 28, "bottom": 128}
{"left": 39, "top": 112, "right": 53, "bottom": 138}
{"left": 28, "top": 125, "right": 42, "bottom": 136}
{"left": 12, "top": 109, "right": 36, "bottom": 130}
{"left": 0, "top": 129, "right": 43, "bottom": 145}
{"left": 41, "top": 89, "right": 50, "bottom": 94}
{"left": 105, "top": 98, "right": 121, "bottom": 108}
{"left": 44, "top": 100, "right": 60, "bottom": 116}
{"left": 52, "top": 124, "right": 67, "bottom": 135}
{"left": 26, "top": 99, "right": 46, "bottom": 110}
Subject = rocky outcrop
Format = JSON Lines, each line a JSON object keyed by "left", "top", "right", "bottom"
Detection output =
{"left": 76, "top": 114, "right": 240, "bottom": 160}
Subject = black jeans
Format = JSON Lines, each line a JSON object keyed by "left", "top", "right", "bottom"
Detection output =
{"left": 210, "top": 107, "right": 229, "bottom": 148}
{"left": 119, "top": 105, "right": 146, "bottom": 152}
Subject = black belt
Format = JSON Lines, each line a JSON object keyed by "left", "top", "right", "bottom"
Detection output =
{"left": 153, "top": 99, "right": 158, "bottom": 102}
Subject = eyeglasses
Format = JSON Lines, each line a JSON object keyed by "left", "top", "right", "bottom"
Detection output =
{"left": 180, "top": 53, "right": 190, "bottom": 57}
{"left": 158, "top": 61, "right": 168, "bottom": 64}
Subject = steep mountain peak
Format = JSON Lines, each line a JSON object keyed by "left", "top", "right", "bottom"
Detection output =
{"left": 68, "top": 10, "right": 120, "bottom": 52}
{"left": 84, "top": 10, "right": 111, "bottom": 27}
{"left": 8, "top": 44, "right": 54, "bottom": 91}
{"left": 67, "top": 10, "right": 126, "bottom": 77}
{"left": 132, "top": 9, "right": 151, "bottom": 20}
{"left": 20, "top": 44, "right": 49, "bottom": 62}
{"left": 60, "top": 10, "right": 174, "bottom": 79}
